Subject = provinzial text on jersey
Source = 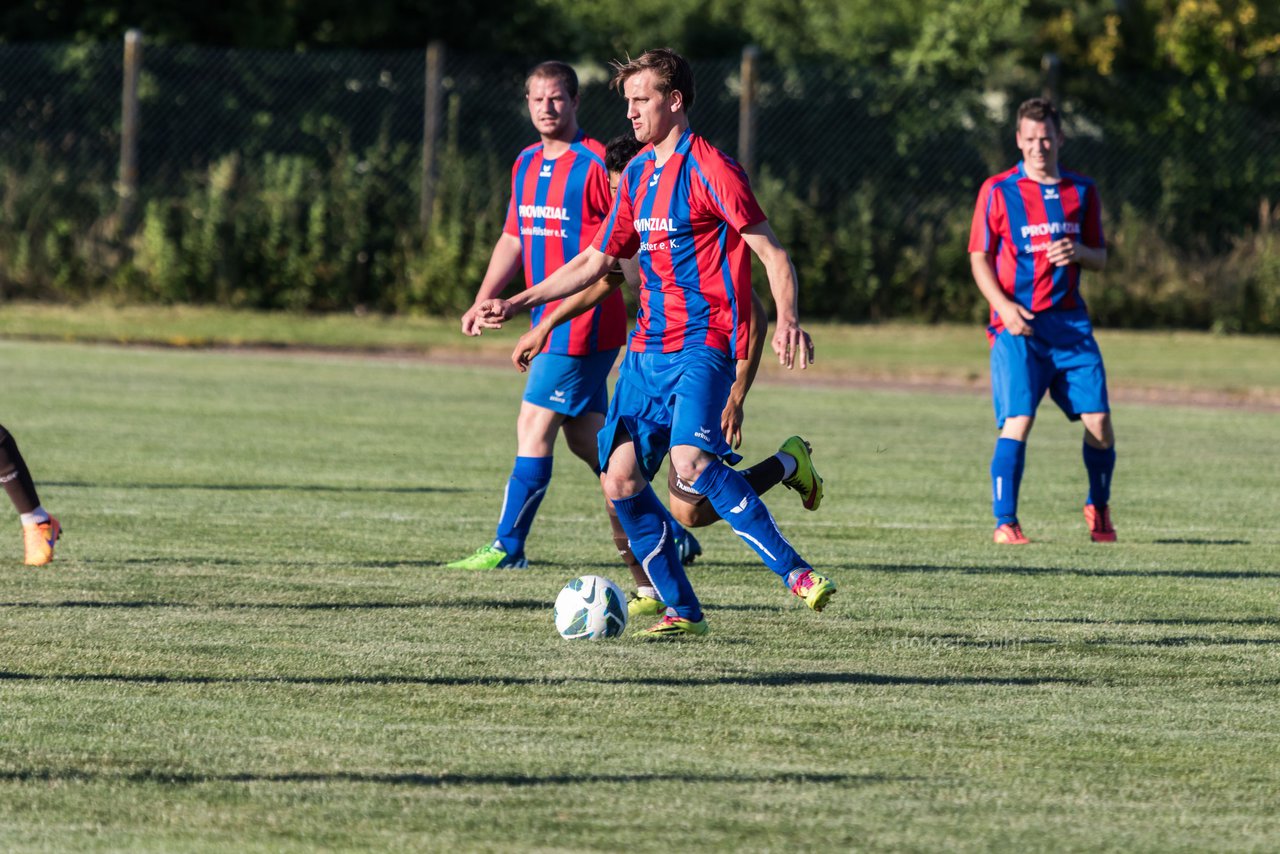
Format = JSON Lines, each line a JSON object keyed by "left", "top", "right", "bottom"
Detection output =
{"left": 634, "top": 217, "right": 678, "bottom": 232}
{"left": 517, "top": 204, "right": 572, "bottom": 221}
{"left": 1019, "top": 221, "right": 1080, "bottom": 239}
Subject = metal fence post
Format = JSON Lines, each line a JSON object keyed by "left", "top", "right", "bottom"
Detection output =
{"left": 420, "top": 40, "right": 445, "bottom": 232}
{"left": 118, "top": 28, "right": 143, "bottom": 237}
{"left": 738, "top": 45, "right": 759, "bottom": 179}
{"left": 1041, "top": 52, "right": 1061, "bottom": 105}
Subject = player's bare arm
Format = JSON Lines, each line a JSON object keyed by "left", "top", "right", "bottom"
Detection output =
{"left": 740, "top": 221, "right": 813, "bottom": 370}
{"left": 511, "top": 278, "right": 621, "bottom": 372}
{"left": 970, "top": 251, "right": 1036, "bottom": 336}
{"left": 721, "top": 290, "right": 769, "bottom": 449}
{"left": 1046, "top": 238, "right": 1107, "bottom": 271}
{"left": 479, "top": 246, "right": 617, "bottom": 324}
{"left": 461, "top": 233, "right": 523, "bottom": 336}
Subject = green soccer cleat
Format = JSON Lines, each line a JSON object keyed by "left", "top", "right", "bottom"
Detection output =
{"left": 779, "top": 436, "right": 824, "bottom": 511}
{"left": 627, "top": 594, "right": 667, "bottom": 620}
{"left": 787, "top": 568, "right": 836, "bottom": 612}
{"left": 639, "top": 614, "right": 710, "bottom": 638}
{"left": 444, "top": 543, "right": 529, "bottom": 570}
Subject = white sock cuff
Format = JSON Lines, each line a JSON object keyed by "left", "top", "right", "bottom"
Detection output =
{"left": 777, "top": 452, "right": 798, "bottom": 480}
{"left": 20, "top": 507, "right": 49, "bottom": 526}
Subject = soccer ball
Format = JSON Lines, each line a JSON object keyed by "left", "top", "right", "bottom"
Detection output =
{"left": 554, "top": 575, "right": 627, "bottom": 640}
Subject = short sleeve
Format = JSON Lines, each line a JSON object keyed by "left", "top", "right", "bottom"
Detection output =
{"left": 968, "top": 179, "right": 1000, "bottom": 253}
{"left": 1081, "top": 183, "right": 1105, "bottom": 249}
{"left": 691, "top": 155, "right": 766, "bottom": 232}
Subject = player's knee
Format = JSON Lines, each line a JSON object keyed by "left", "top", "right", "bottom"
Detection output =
{"left": 516, "top": 406, "right": 563, "bottom": 455}
{"left": 601, "top": 469, "right": 644, "bottom": 503}
{"left": 1081, "top": 412, "right": 1114, "bottom": 447}
{"left": 668, "top": 451, "right": 708, "bottom": 486}
{"left": 1000, "top": 416, "right": 1034, "bottom": 442}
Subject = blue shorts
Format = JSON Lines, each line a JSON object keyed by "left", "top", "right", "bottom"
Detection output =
{"left": 598, "top": 347, "right": 738, "bottom": 481}
{"left": 522, "top": 349, "right": 619, "bottom": 417}
{"left": 990, "top": 310, "right": 1109, "bottom": 427}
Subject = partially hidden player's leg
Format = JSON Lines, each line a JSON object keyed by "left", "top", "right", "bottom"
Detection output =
{"left": 667, "top": 435, "right": 824, "bottom": 529}
{"left": 446, "top": 401, "right": 564, "bottom": 570}
{"left": 674, "top": 445, "right": 835, "bottom": 612}
{"left": 602, "top": 433, "right": 707, "bottom": 637}
{"left": 1080, "top": 411, "right": 1117, "bottom": 542}
{"left": 1048, "top": 326, "right": 1115, "bottom": 542}
{"left": 991, "top": 416, "right": 1033, "bottom": 545}
{"left": 564, "top": 397, "right": 683, "bottom": 616}
{"left": 0, "top": 424, "right": 60, "bottom": 566}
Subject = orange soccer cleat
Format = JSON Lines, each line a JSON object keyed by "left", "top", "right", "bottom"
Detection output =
{"left": 1084, "top": 504, "right": 1116, "bottom": 543}
{"left": 993, "top": 522, "right": 1030, "bottom": 545}
{"left": 23, "top": 516, "right": 61, "bottom": 566}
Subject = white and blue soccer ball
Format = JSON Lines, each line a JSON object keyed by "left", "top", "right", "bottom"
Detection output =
{"left": 554, "top": 575, "right": 627, "bottom": 640}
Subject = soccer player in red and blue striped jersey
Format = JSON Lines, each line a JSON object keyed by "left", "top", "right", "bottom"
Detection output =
{"left": 448, "top": 61, "right": 628, "bottom": 570}
{"left": 478, "top": 49, "right": 837, "bottom": 635}
{"left": 502, "top": 133, "right": 827, "bottom": 620}
{"left": 969, "top": 97, "right": 1117, "bottom": 545}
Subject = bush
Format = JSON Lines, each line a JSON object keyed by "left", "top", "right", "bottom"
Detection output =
{"left": 2, "top": 143, "right": 1278, "bottom": 333}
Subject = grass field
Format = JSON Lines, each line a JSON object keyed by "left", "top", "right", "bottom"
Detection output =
{"left": 1, "top": 302, "right": 1277, "bottom": 403}
{"left": 0, "top": 329, "right": 1278, "bottom": 852}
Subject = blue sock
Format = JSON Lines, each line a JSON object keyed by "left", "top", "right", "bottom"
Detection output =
{"left": 612, "top": 485, "right": 701, "bottom": 620}
{"left": 494, "top": 456, "right": 553, "bottom": 556}
{"left": 670, "top": 517, "right": 689, "bottom": 544}
{"left": 991, "top": 437, "right": 1026, "bottom": 527}
{"left": 690, "top": 459, "right": 808, "bottom": 583}
{"left": 1082, "top": 442, "right": 1116, "bottom": 507}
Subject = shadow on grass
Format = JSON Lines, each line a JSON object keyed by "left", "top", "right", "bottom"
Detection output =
{"left": 1025, "top": 616, "right": 1278, "bottom": 627}
{"left": 893, "top": 631, "right": 1280, "bottom": 648}
{"left": 856, "top": 562, "right": 1280, "bottom": 580}
{"left": 0, "top": 598, "right": 548, "bottom": 611}
{"left": 0, "top": 670, "right": 1079, "bottom": 688}
{"left": 1152, "top": 538, "right": 1250, "bottom": 545}
{"left": 102, "top": 558, "right": 580, "bottom": 571}
{"left": 44, "top": 480, "right": 463, "bottom": 495}
{"left": 1081, "top": 636, "right": 1280, "bottom": 647}
{"left": 0, "top": 768, "right": 909, "bottom": 788}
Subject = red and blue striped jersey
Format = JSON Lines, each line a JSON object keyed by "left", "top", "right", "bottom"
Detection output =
{"left": 593, "top": 128, "right": 765, "bottom": 359}
{"left": 969, "top": 161, "right": 1105, "bottom": 340}
{"left": 502, "top": 130, "right": 626, "bottom": 356}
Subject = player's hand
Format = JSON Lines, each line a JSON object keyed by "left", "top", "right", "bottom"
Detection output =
{"left": 771, "top": 322, "right": 814, "bottom": 369}
{"left": 512, "top": 328, "right": 547, "bottom": 373}
{"left": 720, "top": 395, "right": 746, "bottom": 449}
{"left": 998, "top": 300, "right": 1036, "bottom": 336}
{"left": 460, "top": 304, "right": 485, "bottom": 337}
{"left": 1046, "top": 237, "right": 1077, "bottom": 267}
{"left": 475, "top": 298, "right": 516, "bottom": 330}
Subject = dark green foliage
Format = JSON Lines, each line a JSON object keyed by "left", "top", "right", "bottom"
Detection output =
{"left": 1, "top": 20, "right": 1278, "bottom": 330}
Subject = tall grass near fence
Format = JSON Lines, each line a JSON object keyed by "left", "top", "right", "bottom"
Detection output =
{"left": 3, "top": 142, "right": 1279, "bottom": 331}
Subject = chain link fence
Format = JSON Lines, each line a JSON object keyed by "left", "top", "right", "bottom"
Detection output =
{"left": 2, "top": 38, "right": 1278, "bottom": 329}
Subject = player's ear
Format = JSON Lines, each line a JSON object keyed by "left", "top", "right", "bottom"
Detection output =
{"left": 668, "top": 89, "right": 684, "bottom": 113}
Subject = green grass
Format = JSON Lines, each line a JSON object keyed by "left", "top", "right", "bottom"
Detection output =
{"left": 0, "top": 302, "right": 1276, "bottom": 401}
{"left": 0, "top": 337, "right": 1278, "bottom": 851}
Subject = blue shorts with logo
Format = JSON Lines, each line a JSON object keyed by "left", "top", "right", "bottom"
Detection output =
{"left": 598, "top": 347, "right": 740, "bottom": 481}
{"left": 990, "top": 309, "right": 1109, "bottom": 427}
{"left": 522, "top": 349, "right": 619, "bottom": 418}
